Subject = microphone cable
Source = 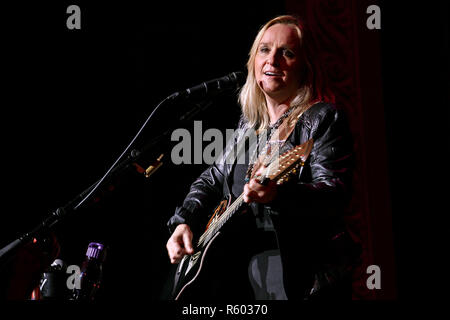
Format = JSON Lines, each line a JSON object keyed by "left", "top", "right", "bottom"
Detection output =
{"left": 73, "top": 93, "right": 173, "bottom": 210}
{"left": 73, "top": 71, "right": 244, "bottom": 211}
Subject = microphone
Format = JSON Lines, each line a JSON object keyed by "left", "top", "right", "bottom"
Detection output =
{"left": 168, "top": 71, "right": 246, "bottom": 101}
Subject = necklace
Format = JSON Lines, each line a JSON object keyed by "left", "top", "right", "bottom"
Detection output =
{"left": 244, "top": 107, "right": 294, "bottom": 182}
{"left": 268, "top": 107, "right": 293, "bottom": 132}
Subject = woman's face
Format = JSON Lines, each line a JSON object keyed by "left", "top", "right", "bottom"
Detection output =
{"left": 254, "top": 23, "right": 302, "bottom": 104}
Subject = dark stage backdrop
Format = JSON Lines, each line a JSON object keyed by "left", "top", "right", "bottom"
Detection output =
{"left": 0, "top": 0, "right": 447, "bottom": 305}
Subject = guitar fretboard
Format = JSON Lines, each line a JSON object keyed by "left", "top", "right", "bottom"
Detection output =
{"left": 196, "top": 193, "right": 245, "bottom": 248}
{"left": 194, "top": 139, "right": 313, "bottom": 250}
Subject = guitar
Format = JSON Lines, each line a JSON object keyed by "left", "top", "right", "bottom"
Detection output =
{"left": 172, "top": 139, "right": 314, "bottom": 300}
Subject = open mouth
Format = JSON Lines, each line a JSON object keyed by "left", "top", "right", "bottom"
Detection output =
{"left": 264, "top": 71, "right": 283, "bottom": 77}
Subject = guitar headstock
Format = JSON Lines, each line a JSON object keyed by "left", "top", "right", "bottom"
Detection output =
{"left": 262, "top": 138, "right": 313, "bottom": 185}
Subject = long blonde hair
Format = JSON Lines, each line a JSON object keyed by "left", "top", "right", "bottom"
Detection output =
{"left": 238, "top": 15, "right": 334, "bottom": 130}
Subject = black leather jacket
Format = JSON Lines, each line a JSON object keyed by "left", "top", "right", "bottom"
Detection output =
{"left": 168, "top": 102, "right": 358, "bottom": 299}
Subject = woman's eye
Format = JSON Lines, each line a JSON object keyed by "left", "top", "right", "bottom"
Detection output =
{"left": 283, "top": 49, "right": 295, "bottom": 58}
{"left": 259, "top": 46, "right": 270, "bottom": 53}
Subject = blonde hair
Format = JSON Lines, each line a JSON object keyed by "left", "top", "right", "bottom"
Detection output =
{"left": 238, "top": 15, "right": 334, "bottom": 130}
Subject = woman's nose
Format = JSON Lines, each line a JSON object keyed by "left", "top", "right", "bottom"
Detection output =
{"left": 267, "top": 50, "right": 279, "bottom": 66}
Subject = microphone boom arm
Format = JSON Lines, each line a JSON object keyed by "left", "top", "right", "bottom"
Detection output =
{"left": 0, "top": 71, "right": 243, "bottom": 267}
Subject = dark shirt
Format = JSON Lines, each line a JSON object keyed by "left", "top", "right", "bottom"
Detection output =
{"left": 229, "top": 134, "right": 288, "bottom": 299}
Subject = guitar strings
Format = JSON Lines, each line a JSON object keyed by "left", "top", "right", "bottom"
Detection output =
{"left": 196, "top": 150, "right": 282, "bottom": 248}
{"left": 196, "top": 129, "right": 305, "bottom": 248}
{"left": 196, "top": 145, "right": 292, "bottom": 248}
{"left": 197, "top": 192, "right": 245, "bottom": 247}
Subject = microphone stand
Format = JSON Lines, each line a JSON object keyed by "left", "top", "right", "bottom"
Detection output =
{"left": 0, "top": 97, "right": 215, "bottom": 267}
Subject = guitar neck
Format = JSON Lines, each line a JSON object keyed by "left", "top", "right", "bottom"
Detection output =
{"left": 195, "top": 139, "right": 314, "bottom": 250}
{"left": 197, "top": 193, "right": 245, "bottom": 248}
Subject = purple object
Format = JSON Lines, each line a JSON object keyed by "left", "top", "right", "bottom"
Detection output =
{"left": 85, "top": 242, "right": 105, "bottom": 260}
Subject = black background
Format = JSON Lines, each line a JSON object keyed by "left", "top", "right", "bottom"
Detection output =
{"left": 379, "top": 0, "right": 448, "bottom": 302}
{"left": 1, "top": 0, "right": 287, "bottom": 303}
{"left": 0, "top": 0, "right": 448, "bottom": 310}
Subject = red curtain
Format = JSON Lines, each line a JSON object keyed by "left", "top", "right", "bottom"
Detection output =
{"left": 285, "top": 0, "right": 396, "bottom": 299}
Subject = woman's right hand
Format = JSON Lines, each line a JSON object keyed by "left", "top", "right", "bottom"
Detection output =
{"left": 166, "top": 224, "right": 194, "bottom": 264}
